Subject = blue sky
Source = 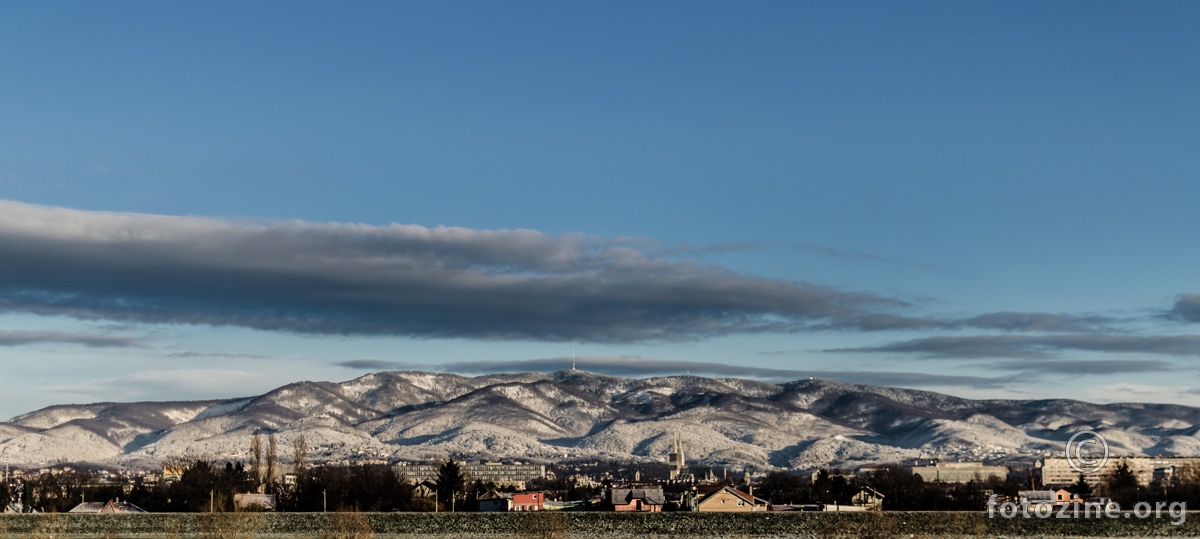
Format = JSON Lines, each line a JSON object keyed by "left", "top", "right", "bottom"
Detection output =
{"left": 1, "top": 1, "right": 1199, "bottom": 420}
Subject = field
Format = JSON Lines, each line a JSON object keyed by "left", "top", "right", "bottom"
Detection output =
{"left": 1, "top": 511, "right": 1198, "bottom": 539}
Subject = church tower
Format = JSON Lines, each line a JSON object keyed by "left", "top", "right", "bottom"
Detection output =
{"left": 668, "top": 431, "right": 686, "bottom": 480}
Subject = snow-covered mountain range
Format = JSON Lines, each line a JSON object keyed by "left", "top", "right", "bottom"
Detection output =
{"left": 3, "top": 370, "right": 1199, "bottom": 470}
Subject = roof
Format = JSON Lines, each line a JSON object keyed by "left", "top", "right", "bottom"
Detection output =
{"left": 611, "top": 488, "right": 665, "bottom": 505}
{"left": 697, "top": 486, "right": 769, "bottom": 506}
{"left": 1018, "top": 490, "right": 1055, "bottom": 501}
{"left": 68, "top": 501, "right": 147, "bottom": 514}
{"left": 857, "top": 486, "right": 885, "bottom": 498}
{"left": 478, "top": 490, "right": 513, "bottom": 500}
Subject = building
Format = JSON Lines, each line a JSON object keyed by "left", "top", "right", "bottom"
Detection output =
{"left": 512, "top": 492, "right": 545, "bottom": 511}
{"left": 910, "top": 462, "right": 1007, "bottom": 484}
{"left": 695, "top": 486, "right": 769, "bottom": 512}
{"left": 68, "top": 501, "right": 147, "bottom": 514}
{"left": 476, "top": 490, "right": 544, "bottom": 511}
{"left": 477, "top": 490, "right": 512, "bottom": 512}
{"left": 162, "top": 466, "right": 185, "bottom": 484}
{"left": 851, "top": 487, "right": 885, "bottom": 511}
{"left": 609, "top": 488, "right": 665, "bottom": 512}
{"left": 1040, "top": 456, "right": 1200, "bottom": 487}
{"left": 668, "top": 432, "right": 686, "bottom": 480}
{"left": 413, "top": 480, "right": 438, "bottom": 499}
{"left": 394, "top": 461, "right": 545, "bottom": 487}
{"left": 233, "top": 494, "right": 276, "bottom": 511}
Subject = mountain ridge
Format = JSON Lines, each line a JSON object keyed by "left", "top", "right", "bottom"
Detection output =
{"left": 2, "top": 370, "right": 1198, "bottom": 470}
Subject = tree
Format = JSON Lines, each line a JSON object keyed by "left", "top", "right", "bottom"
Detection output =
{"left": 293, "top": 434, "right": 307, "bottom": 474}
{"left": 1072, "top": 473, "right": 1093, "bottom": 499}
{"left": 436, "top": 460, "right": 466, "bottom": 512}
{"left": 251, "top": 433, "right": 263, "bottom": 488}
{"left": 1101, "top": 461, "right": 1142, "bottom": 507}
{"left": 266, "top": 433, "right": 278, "bottom": 492}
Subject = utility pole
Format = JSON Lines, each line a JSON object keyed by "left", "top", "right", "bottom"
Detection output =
{"left": 323, "top": 490, "right": 327, "bottom": 513}
{"left": 210, "top": 490, "right": 214, "bottom": 513}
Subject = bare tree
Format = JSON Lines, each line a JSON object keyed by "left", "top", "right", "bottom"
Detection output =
{"left": 293, "top": 433, "right": 307, "bottom": 473}
{"left": 250, "top": 433, "right": 263, "bottom": 487}
{"left": 266, "top": 433, "right": 278, "bottom": 492}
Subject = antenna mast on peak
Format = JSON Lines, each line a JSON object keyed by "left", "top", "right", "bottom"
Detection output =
{"left": 572, "top": 349, "right": 576, "bottom": 371}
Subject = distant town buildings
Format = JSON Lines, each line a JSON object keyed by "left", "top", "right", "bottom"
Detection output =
{"left": 394, "top": 461, "right": 546, "bottom": 488}
{"left": 1040, "top": 456, "right": 1200, "bottom": 487}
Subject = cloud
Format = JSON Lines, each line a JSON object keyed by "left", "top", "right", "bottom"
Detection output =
{"left": 655, "top": 240, "right": 894, "bottom": 263}
{"left": 334, "top": 356, "right": 1011, "bottom": 388}
{"left": 167, "top": 351, "right": 271, "bottom": 360}
{"left": 335, "top": 359, "right": 413, "bottom": 370}
{"left": 1081, "top": 383, "right": 1200, "bottom": 406}
{"left": 0, "top": 330, "right": 143, "bottom": 348}
{"left": 39, "top": 369, "right": 276, "bottom": 402}
{"left": 0, "top": 200, "right": 936, "bottom": 343}
{"left": 828, "top": 334, "right": 1200, "bottom": 359}
{"left": 958, "top": 312, "right": 1114, "bottom": 333}
{"left": 989, "top": 359, "right": 1172, "bottom": 375}
{"left": 1165, "top": 294, "right": 1200, "bottom": 323}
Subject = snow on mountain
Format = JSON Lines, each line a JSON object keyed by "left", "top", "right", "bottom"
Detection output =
{"left": 2, "top": 370, "right": 1198, "bottom": 469}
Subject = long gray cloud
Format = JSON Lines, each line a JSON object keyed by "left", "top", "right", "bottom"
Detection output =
{"left": 332, "top": 356, "right": 1011, "bottom": 388}
{"left": 0, "top": 330, "right": 143, "bottom": 348}
{"left": 0, "top": 200, "right": 940, "bottom": 342}
{"left": 828, "top": 334, "right": 1200, "bottom": 359}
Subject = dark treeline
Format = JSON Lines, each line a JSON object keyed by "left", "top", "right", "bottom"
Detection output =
{"left": 280, "top": 464, "right": 417, "bottom": 512}
{"left": 1098, "top": 461, "right": 1200, "bottom": 508}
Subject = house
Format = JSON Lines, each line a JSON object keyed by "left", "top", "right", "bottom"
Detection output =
{"left": 512, "top": 492, "right": 545, "bottom": 511}
{"left": 413, "top": 479, "right": 438, "bottom": 498}
{"left": 233, "top": 493, "right": 277, "bottom": 511}
{"left": 1017, "top": 489, "right": 1079, "bottom": 508}
{"left": 1018, "top": 490, "right": 1054, "bottom": 508}
{"left": 68, "top": 501, "right": 147, "bottom": 514}
{"left": 851, "top": 487, "right": 885, "bottom": 511}
{"left": 695, "top": 486, "right": 769, "bottom": 512}
{"left": 1053, "top": 489, "right": 1081, "bottom": 505}
{"left": 609, "top": 488, "right": 665, "bottom": 512}
{"left": 162, "top": 466, "right": 185, "bottom": 484}
{"left": 477, "top": 490, "right": 513, "bottom": 512}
